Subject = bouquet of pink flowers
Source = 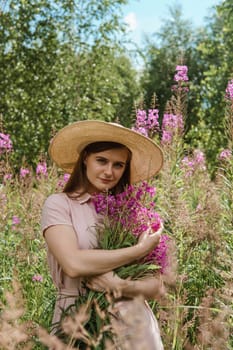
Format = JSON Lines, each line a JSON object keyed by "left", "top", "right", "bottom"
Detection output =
{"left": 92, "top": 181, "right": 170, "bottom": 277}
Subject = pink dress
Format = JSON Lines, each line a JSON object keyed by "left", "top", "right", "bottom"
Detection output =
{"left": 41, "top": 192, "right": 164, "bottom": 349}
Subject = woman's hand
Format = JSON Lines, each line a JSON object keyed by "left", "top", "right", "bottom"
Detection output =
{"left": 85, "top": 271, "right": 124, "bottom": 298}
{"left": 136, "top": 223, "right": 164, "bottom": 258}
{"left": 86, "top": 271, "right": 165, "bottom": 301}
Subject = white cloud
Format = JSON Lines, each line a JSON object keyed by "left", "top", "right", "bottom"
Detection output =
{"left": 124, "top": 12, "right": 138, "bottom": 31}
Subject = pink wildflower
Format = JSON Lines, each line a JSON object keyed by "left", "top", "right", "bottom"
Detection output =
{"left": 225, "top": 79, "right": 233, "bottom": 100}
{"left": 146, "top": 235, "right": 170, "bottom": 272}
{"left": 135, "top": 109, "right": 147, "bottom": 128}
{"left": 20, "top": 167, "right": 30, "bottom": 178}
{"left": 12, "top": 215, "right": 21, "bottom": 230}
{"left": 63, "top": 173, "right": 70, "bottom": 182}
{"left": 0, "top": 133, "right": 13, "bottom": 154}
{"left": 133, "top": 109, "right": 160, "bottom": 137}
{"left": 174, "top": 65, "right": 189, "bottom": 82}
{"left": 56, "top": 173, "right": 71, "bottom": 189}
{"left": 181, "top": 156, "right": 195, "bottom": 177}
{"left": 193, "top": 150, "right": 206, "bottom": 171}
{"left": 132, "top": 126, "right": 148, "bottom": 137}
{"left": 32, "top": 274, "right": 43, "bottom": 282}
{"left": 147, "top": 109, "right": 160, "bottom": 130}
{"left": 92, "top": 183, "right": 169, "bottom": 272}
{"left": 181, "top": 149, "right": 206, "bottom": 177}
{"left": 3, "top": 173, "right": 13, "bottom": 183}
{"left": 36, "top": 161, "right": 47, "bottom": 177}
{"left": 12, "top": 216, "right": 20, "bottom": 225}
{"left": 161, "top": 113, "right": 184, "bottom": 144}
{"left": 218, "top": 149, "right": 232, "bottom": 161}
{"left": 161, "top": 131, "right": 172, "bottom": 144}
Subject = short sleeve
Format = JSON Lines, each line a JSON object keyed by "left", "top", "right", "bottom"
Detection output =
{"left": 41, "top": 193, "right": 73, "bottom": 234}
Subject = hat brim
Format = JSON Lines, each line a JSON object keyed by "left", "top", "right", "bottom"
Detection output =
{"left": 49, "top": 120, "right": 163, "bottom": 183}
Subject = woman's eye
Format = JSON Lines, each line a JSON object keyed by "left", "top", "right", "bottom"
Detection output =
{"left": 96, "top": 158, "right": 106, "bottom": 164}
{"left": 114, "top": 163, "right": 124, "bottom": 169}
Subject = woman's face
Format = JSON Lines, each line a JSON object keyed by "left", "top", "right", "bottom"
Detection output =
{"left": 84, "top": 148, "right": 129, "bottom": 193}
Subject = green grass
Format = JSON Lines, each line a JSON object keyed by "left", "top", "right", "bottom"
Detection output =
{"left": 0, "top": 151, "right": 232, "bottom": 349}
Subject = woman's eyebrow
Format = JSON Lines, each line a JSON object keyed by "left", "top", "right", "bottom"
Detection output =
{"left": 114, "top": 161, "right": 126, "bottom": 165}
{"left": 96, "top": 156, "right": 126, "bottom": 165}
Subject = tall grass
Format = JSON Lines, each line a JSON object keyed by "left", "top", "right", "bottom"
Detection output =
{"left": 0, "top": 77, "right": 232, "bottom": 349}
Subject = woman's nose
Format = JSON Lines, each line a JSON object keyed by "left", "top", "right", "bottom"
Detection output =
{"left": 104, "top": 164, "right": 113, "bottom": 177}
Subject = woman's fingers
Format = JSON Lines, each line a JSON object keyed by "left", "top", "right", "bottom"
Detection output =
{"left": 153, "top": 223, "right": 164, "bottom": 236}
{"left": 86, "top": 271, "right": 124, "bottom": 294}
{"left": 85, "top": 279, "right": 103, "bottom": 292}
{"left": 138, "top": 223, "right": 164, "bottom": 242}
{"left": 137, "top": 223, "right": 164, "bottom": 256}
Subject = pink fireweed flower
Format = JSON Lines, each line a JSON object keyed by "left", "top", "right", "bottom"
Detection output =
{"left": 181, "top": 149, "right": 206, "bottom": 177}
{"left": 12, "top": 216, "right": 20, "bottom": 225}
{"left": 132, "top": 126, "right": 148, "bottom": 137}
{"left": 63, "top": 173, "right": 70, "bottom": 182}
{"left": 36, "top": 161, "right": 48, "bottom": 177}
{"left": 0, "top": 133, "right": 13, "bottom": 154}
{"left": 133, "top": 109, "right": 160, "bottom": 137}
{"left": 146, "top": 234, "right": 170, "bottom": 273}
{"left": 92, "top": 183, "right": 169, "bottom": 272}
{"left": 161, "top": 113, "right": 184, "bottom": 144}
{"left": 218, "top": 149, "right": 232, "bottom": 161}
{"left": 93, "top": 182, "right": 157, "bottom": 215}
{"left": 147, "top": 109, "right": 160, "bottom": 130}
{"left": 181, "top": 159, "right": 193, "bottom": 177}
{"left": 174, "top": 65, "right": 189, "bottom": 82}
{"left": 181, "top": 156, "right": 195, "bottom": 177}
{"left": 32, "top": 274, "right": 43, "bottom": 282}
{"left": 162, "top": 113, "right": 184, "bottom": 130}
{"left": 56, "top": 173, "right": 71, "bottom": 189}
{"left": 135, "top": 109, "right": 147, "bottom": 128}
{"left": 225, "top": 79, "right": 233, "bottom": 100}
{"left": 20, "top": 167, "right": 30, "bottom": 178}
{"left": 12, "top": 215, "right": 20, "bottom": 230}
{"left": 161, "top": 131, "right": 172, "bottom": 144}
{"left": 130, "top": 206, "right": 162, "bottom": 237}
{"left": 193, "top": 150, "right": 206, "bottom": 171}
{"left": 3, "top": 173, "right": 13, "bottom": 183}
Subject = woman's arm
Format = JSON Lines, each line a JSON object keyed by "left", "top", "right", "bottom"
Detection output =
{"left": 44, "top": 224, "right": 163, "bottom": 278}
{"left": 86, "top": 271, "right": 165, "bottom": 301}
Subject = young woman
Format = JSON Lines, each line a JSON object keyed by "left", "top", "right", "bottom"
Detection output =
{"left": 41, "top": 120, "right": 164, "bottom": 349}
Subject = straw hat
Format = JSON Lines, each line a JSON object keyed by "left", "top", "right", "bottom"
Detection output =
{"left": 49, "top": 120, "right": 163, "bottom": 183}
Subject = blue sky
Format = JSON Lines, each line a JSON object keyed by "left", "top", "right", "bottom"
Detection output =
{"left": 122, "top": 0, "right": 221, "bottom": 44}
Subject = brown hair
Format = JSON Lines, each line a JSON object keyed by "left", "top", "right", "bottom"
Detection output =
{"left": 63, "top": 141, "right": 132, "bottom": 196}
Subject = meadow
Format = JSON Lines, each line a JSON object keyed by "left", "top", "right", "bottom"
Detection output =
{"left": 0, "top": 73, "right": 232, "bottom": 349}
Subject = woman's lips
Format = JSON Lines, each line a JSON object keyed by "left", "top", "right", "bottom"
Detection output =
{"left": 100, "top": 178, "right": 112, "bottom": 184}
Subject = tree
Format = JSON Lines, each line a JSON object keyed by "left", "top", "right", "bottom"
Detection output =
{"left": 188, "top": 0, "right": 233, "bottom": 167}
{"left": 140, "top": 4, "right": 197, "bottom": 120}
{"left": 139, "top": 1, "right": 233, "bottom": 170}
{"left": 0, "top": 0, "right": 139, "bottom": 167}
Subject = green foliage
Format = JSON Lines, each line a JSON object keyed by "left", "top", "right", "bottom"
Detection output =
{"left": 1, "top": 135, "right": 232, "bottom": 348}
{"left": 0, "top": 1, "right": 233, "bottom": 348}
{"left": 0, "top": 134, "right": 232, "bottom": 348}
{"left": 140, "top": 1, "right": 233, "bottom": 170}
{"left": 140, "top": 4, "right": 197, "bottom": 120}
{"left": 183, "top": 0, "right": 233, "bottom": 168}
{"left": 0, "top": 0, "right": 139, "bottom": 168}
